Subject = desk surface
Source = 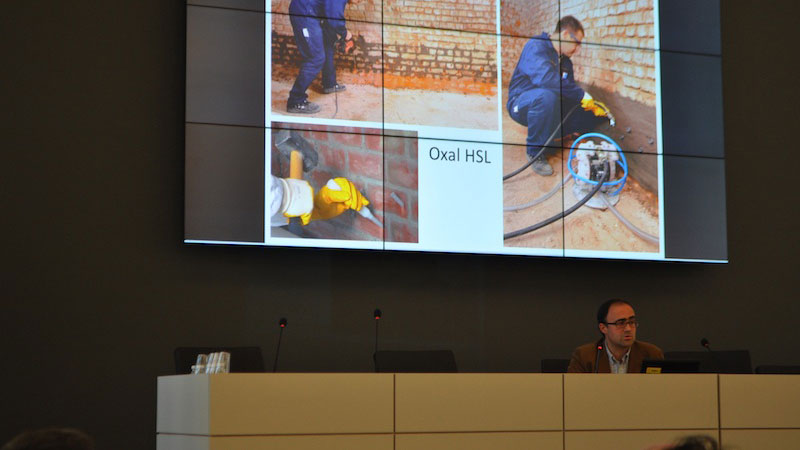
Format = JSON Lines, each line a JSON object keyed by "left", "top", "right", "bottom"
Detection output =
{"left": 157, "top": 373, "right": 800, "bottom": 450}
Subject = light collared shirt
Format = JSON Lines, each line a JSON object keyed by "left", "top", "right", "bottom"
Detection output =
{"left": 606, "top": 344, "right": 632, "bottom": 374}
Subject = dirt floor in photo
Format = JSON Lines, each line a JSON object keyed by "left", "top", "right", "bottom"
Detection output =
{"left": 271, "top": 80, "right": 498, "bottom": 129}
{"left": 503, "top": 148, "right": 660, "bottom": 252}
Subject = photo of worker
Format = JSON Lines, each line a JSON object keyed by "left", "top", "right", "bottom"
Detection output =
{"left": 269, "top": 123, "right": 419, "bottom": 243}
{"left": 501, "top": 7, "right": 661, "bottom": 253}
{"left": 382, "top": 18, "right": 499, "bottom": 130}
{"left": 501, "top": 0, "right": 656, "bottom": 50}
{"left": 270, "top": 1, "right": 383, "bottom": 120}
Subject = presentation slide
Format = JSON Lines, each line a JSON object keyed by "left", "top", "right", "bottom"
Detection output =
{"left": 184, "top": 0, "right": 727, "bottom": 262}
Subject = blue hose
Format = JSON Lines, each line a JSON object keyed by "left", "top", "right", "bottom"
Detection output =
{"left": 567, "top": 133, "right": 628, "bottom": 195}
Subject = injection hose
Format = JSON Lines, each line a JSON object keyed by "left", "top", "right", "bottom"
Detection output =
{"left": 600, "top": 195, "right": 659, "bottom": 244}
{"left": 503, "top": 161, "right": 609, "bottom": 241}
{"left": 332, "top": 88, "right": 339, "bottom": 119}
{"left": 503, "top": 105, "right": 579, "bottom": 181}
{"left": 504, "top": 173, "right": 572, "bottom": 212}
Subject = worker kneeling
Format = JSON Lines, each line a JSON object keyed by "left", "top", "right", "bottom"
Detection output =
{"left": 507, "top": 15, "right": 613, "bottom": 176}
{"left": 270, "top": 176, "right": 368, "bottom": 227}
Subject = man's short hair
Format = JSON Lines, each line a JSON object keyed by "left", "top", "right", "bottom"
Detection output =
{"left": 1, "top": 428, "right": 94, "bottom": 450}
{"left": 554, "top": 16, "right": 584, "bottom": 35}
{"left": 597, "top": 298, "right": 633, "bottom": 324}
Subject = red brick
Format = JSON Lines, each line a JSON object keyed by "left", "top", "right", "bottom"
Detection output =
{"left": 386, "top": 159, "right": 418, "bottom": 189}
{"left": 364, "top": 134, "right": 383, "bottom": 152}
{"left": 384, "top": 188, "right": 408, "bottom": 219}
{"left": 309, "top": 130, "right": 331, "bottom": 142}
{"left": 332, "top": 132, "right": 363, "bottom": 147}
{"left": 354, "top": 209, "right": 384, "bottom": 239}
{"left": 389, "top": 220, "right": 418, "bottom": 243}
{"left": 319, "top": 144, "right": 347, "bottom": 173}
{"left": 309, "top": 169, "right": 334, "bottom": 191}
{"left": 349, "top": 151, "right": 383, "bottom": 180}
{"left": 383, "top": 136, "right": 407, "bottom": 157}
{"left": 365, "top": 184, "right": 385, "bottom": 214}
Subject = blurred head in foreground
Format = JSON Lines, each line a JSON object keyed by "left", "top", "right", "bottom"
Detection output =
{"left": 1, "top": 428, "right": 94, "bottom": 450}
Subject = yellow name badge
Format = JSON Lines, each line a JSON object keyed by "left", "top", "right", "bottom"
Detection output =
{"left": 646, "top": 367, "right": 662, "bottom": 374}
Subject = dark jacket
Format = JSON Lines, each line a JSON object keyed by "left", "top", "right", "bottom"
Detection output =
{"left": 507, "top": 32, "right": 584, "bottom": 108}
{"left": 567, "top": 339, "right": 664, "bottom": 373}
{"left": 289, "top": 0, "right": 348, "bottom": 37}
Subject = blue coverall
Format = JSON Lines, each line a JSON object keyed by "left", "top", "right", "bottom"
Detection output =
{"left": 288, "top": 0, "right": 349, "bottom": 107}
{"left": 507, "top": 33, "right": 603, "bottom": 157}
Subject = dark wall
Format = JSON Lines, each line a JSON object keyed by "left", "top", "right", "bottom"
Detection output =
{"left": 1, "top": 1, "right": 799, "bottom": 449}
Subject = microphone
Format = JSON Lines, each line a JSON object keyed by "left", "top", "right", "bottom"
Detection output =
{"left": 699, "top": 337, "right": 720, "bottom": 373}
{"left": 594, "top": 340, "right": 604, "bottom": 373}
{"left": 273, "top": 318, "right": 287, "bottom": 372}
{"left": 373, "top": 309, "right": 382, "bottom": 372}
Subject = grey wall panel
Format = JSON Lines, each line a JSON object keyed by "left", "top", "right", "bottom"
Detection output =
{"left": 185, "top": 123, "right": 265, "bottom": 242}
{"left": 663, "top": 156, "right": 727, "bottom": 261}
{"left": 660, "top": 52, "right": 724, "bottom": 159}
{"left": 186, "top": 5, "right": 265, "bottom": 127}
{"left": 659, "top": 0, "right": 721, "bottom": 55}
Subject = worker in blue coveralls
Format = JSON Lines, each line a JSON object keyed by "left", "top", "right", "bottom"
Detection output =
{"left": 507, "top": 16, "right": 613, "bottom": 176}
{"left": 286, "top": 0, "right": 358, "bottom": 114}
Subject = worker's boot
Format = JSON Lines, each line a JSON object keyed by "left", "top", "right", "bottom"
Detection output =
{"left": 323, "top": 84, "right": 346, "bottom": 94}
{"left": 287, "top": 99, "right": 320, "bottom": 114}
{"left": 528, "top": 153, "right": 554, "bottom": 176}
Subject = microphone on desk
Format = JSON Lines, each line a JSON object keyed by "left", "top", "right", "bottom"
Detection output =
{"left": 699, "top": 337, "right": 721, "bottom": 373}
{"left": 273, "top": 318, "right": 287, "bottom": 373}
{"left": 373, "top": 309, "right": 382, "bottom": 372}
{"left": 594, "top": 340, "right": 604, "bottom": 373}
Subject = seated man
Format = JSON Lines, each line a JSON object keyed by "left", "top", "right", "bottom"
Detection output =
{"left": 507, "top": 15, "right": 611, "bottom": 175}
{"left": 568, "top": 298, "right": 663, "bottom": 373}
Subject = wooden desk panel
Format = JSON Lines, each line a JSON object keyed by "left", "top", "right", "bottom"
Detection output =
{"left": 158, "top": 374, "right": 394, "bottom": 436}
{"left": 720, "top": 374, "right": 800, "bottom": 428}
{"left": 395, "top": 374, "right": 563, "bottom": 432}
{"left": 565, "top": 430, "right": 719, "bottom": 450}
{"left": 564, "top": 374, "right": 718, "bottom": 430}
{"left": 157, "top": 434, "right": 393, "bottom": 450}
{"left": 396, "top": 432, "right": 562, "bottom": 450}
{"left": 721, "top": 430, "right": 800, "bottom": 450}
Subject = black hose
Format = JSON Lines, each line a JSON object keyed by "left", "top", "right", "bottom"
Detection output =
{"left": 503, "top": 104, "right": 579, "bottom": 181}
{"left": 332, "top": 87, "right": 339, "bottom": 119}
{"left": 504, "top": 161, "right": 609, "bottom": 241}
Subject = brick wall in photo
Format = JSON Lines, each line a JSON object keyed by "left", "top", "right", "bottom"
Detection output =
{"left": 382, "top": 132, "right": 418, "bottom": 243}
{"left": 501, "top": 0, "right": 655, "bottom": 106}
{"left": 270, "top": 125, "right": 418, "bottom": 243}
{"left": 272, "top": 0, "right": 498, "bottom": 95}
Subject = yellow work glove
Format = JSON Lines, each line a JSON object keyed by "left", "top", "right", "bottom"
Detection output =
{"left": 311, "top": 177, "right": 369, "bottom": 221}
{"left": 581, "top": 92, "right": 610, "bottom": 117}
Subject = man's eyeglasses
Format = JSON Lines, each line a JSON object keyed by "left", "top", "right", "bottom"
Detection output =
{"left": 567, "top": 31, "right": 582, "bottom": 47}
{"left": 604, "top": 319, "right": 639, "bottom": 329}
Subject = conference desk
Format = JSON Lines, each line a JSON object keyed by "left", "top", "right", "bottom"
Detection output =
{"left": 157, "top": 373, "right": 800, "bottom": 450}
